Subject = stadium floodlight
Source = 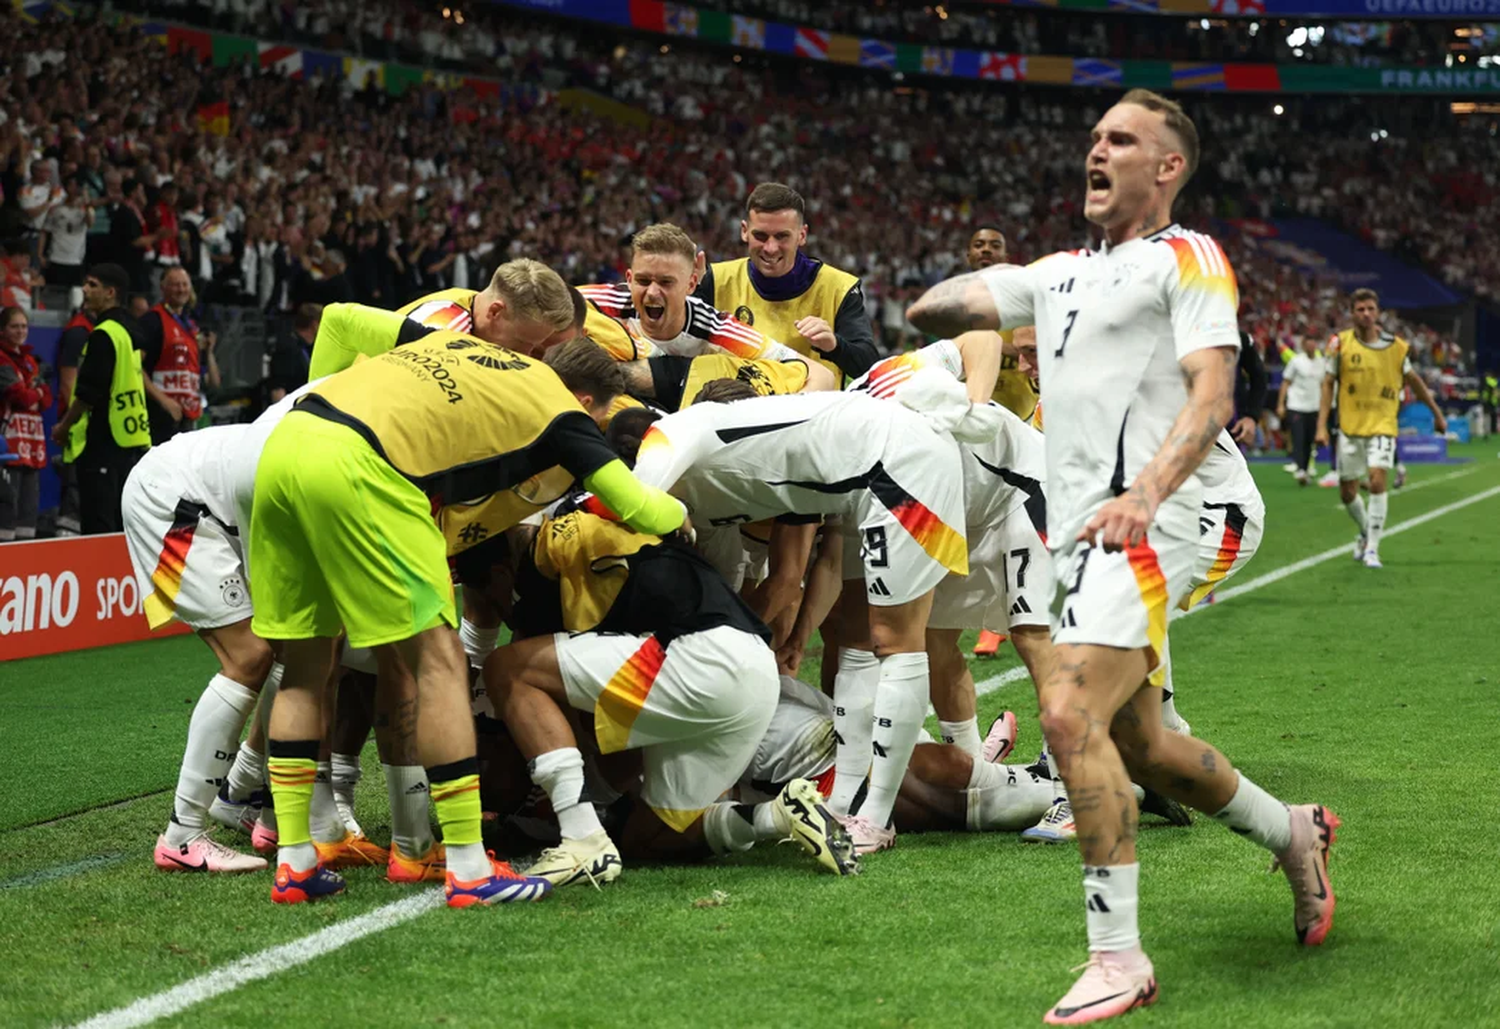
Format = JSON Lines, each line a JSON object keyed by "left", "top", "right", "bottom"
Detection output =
{"left": 1274, "top": 104, "right": 1285, "bottom": 115}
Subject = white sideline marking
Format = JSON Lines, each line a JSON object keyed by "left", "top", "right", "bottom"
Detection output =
{"left": 968, "top": 480, "right": 1500, "bottom": 701}
{"left": 63, "top": 891, "right": 444, "bottom": 1029}
{"left": 68, "top": 481, "right": 1500, "bottom": 1028}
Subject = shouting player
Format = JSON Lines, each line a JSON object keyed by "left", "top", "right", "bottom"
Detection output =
{"left": 1316, "top": 288, "right": 1447, "bottom": 568}
{"left": 908, "top": 89, "right": 1339, "bottom": 1024}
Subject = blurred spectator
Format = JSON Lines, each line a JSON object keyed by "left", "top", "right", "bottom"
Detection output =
{"left": 139, "top": 267, "right": 218, "bottom": 443}
{"left": 266, "top": 302, "right": 322, "bottom": 403}
{"left": 40, "top": 174, "right": 93, "bottom": 308}
{"left": 108, "top": 178, "right": 155, "bottom": 298}
{"left": 0, "top": 305, "right": 51, "bottom": 540}
{"left": 19, "top": 158, "right": 63, "bottom": 243}
{"left": 50, "top": 263, "right": 150, "bottom": 536}
{"left": 0, "top": 238, "right": 41, "bottom": 310}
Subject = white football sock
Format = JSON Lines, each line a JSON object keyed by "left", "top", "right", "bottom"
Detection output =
{"left": 827, "top": 647, "right": 880, "bottom": 815}
{"left": 1084, "top": 863, "right": 1141, "bottom": 952}
{"left": 309, "top": 762, "right": 346, "bottom": 843}
{"left": 1344, "top": 495, "right": 1368, "bottom": 534}
{"left": 383, "top": 764, "right": 433, "bottom": 857}
{"left": 860, "top": 651, "right": 930, "bottom": 828}
{"left": 1366, "top": 492, "right": 1388, "bottom": 554}
{"left": 965, "top": 759, "right": 1057, "bottom": 831}
{"left": 530, "top": 748, "right": 603, "bottom": 841}
{"left": 938, "top": 717, "right": 982, "bottom": 758}
{"left": 459, "top": 618, "right": 501, "bottom": 670}
{"left": 1212, "top": 772, "right": 1293, "bottom": 852}
{"left": 278, "top": 842, "right": 318, "bottom": 873}
{"left": 445, "top": 842, "right": 490, "bottom": 881}
{"left": 224, "top": 742, "right": 265, "bottom": 804}
{"left": 331, "top": 752, "right": 363, "bottom": 834}
{"left": 165, "top": 674, "right": 258, "bottom": 846}
{"left": 702, "top": 802, "right": 757, "bottom": 855}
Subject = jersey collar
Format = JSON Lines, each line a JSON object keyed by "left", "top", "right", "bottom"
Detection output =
{"left": 1098, "top": 222, "right": 1180, "bottom": 254}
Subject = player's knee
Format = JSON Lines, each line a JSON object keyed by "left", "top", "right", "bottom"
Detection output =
{"left": 1037, "top": 701, "right": 1092, "bottom": 773}
{"left": 221, "top": 636, "right": 275, "bottom": 689}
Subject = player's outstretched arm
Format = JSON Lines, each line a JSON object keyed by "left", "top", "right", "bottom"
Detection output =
{"left": 581, "top": 459, "right": 686, "bottom": 536}
{"left": 907, "top": 272, "right": 1002, "bottom": 338}
{"left": 1404, "top": 369, "right": 1448, "bottom": 434}
{"left": 1081, "top": 345, "right": 1237, "bottom": 550}
{"left": 306, "top": 303, "right": 411, "bottom": 380}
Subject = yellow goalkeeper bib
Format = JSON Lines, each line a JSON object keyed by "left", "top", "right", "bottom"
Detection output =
{"left": 1334, "top": 329, "right": 1408, "bottom": 437}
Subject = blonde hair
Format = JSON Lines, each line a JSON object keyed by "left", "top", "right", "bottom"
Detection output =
{"left": 1350, "top": 288, "right": 1379, "bottom": 307}
{"left": 486, "top": 259, "right": 574, "bottom": 332}
{"left": 1119, "top": 88, "right": 1200, "bottom": 181}
{"left": 631, "top": 223, "right": 697, "bottom": 266}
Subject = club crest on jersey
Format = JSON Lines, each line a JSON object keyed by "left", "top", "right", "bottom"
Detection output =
{"left": 220, "top": 577, "right": 247, "bottom": 608}
{"left": 733, "top": 305, "right": 755, "bottom": 326}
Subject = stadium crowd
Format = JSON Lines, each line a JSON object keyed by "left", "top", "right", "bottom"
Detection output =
{"left": 0, "top": 0, "right": 1485, "bottom": 514}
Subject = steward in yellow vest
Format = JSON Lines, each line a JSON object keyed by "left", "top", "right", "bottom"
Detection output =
{"left": 50, "top": 263, "right": 150, "bottom": 534}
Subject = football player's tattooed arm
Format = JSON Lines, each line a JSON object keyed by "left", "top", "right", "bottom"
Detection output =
{"left": 1081, "top": 346, "right": 1237, "bottom": 549}
{"left": 954, "top": 330, "right": 1003, "bottom": 406}
{"left": 906, "top": 273, "right": 1001, "bottom": 338}
{"left": 620, "top": 359, "right": 656, "bottom": 398}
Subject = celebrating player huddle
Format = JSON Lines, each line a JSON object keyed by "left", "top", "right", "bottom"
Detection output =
{"left": 119, "top": 90, "right": 1339, "bottom": 1025}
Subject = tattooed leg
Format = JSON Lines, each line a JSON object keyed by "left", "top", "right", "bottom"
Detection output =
{"left": 1036, "top": 642, "right": 1150, "bottom": 866}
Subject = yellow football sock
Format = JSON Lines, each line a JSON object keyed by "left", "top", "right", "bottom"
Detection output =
{"left": 267, "top": 747, "right": 319, "bottom": 849}
{"left": 429, "top": 761, "right": 482, "bottom": 848}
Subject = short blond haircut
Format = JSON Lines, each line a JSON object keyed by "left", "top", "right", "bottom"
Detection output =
{"left": 631, "top": 223, "right": 697, "bottom": 266}
{"left": 1350, "top": 288, "right": 1379, "bottom": 307}
{"left": 1119, "top": 88, "right": 1200, "bottom": 181}
{"left": 486, "top": 259, "right": 574, "bottom": 331}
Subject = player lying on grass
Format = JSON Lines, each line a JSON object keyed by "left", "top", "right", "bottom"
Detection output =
{"left": 249, "top": 280, "right": 689, "bottom": 907}
{"left": 477, "top": 508, "right": 858, "bottom": 884}
{"left": 605, "top": 380, "right": 995, "bottom": 858}
{"left": 907, "top": 88, "right": 1338, "bottom": 1024}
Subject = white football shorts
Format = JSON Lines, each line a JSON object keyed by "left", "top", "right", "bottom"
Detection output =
{"left": 556, "top": 625, "right": 777, "bottom": 831}
{"left": 122, "top": 466, "right": 251, "bottom": 632}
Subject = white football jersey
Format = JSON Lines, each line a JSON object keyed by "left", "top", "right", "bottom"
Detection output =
{"left": 981, "top": 225, "right": 1241, "bottom": 544}
{"left": 631, "top": 391, "right": 910, "bottom": 526}
{"left": 1199, "top": 429, "right": 1265, "bottom": 519}
{"left": 849, "top": 339, "right": 1046, "bottom": 534}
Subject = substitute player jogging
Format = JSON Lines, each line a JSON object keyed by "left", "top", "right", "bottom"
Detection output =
{"left": 908, "top": 89, "right": 1339, "bottom": 1025}
{"left": 1316, "top": 288, "right": 1447, "bottom": 568}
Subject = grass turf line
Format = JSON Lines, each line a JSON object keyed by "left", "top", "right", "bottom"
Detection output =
{"left": 1, "top": 448, "right": 1496, "bottom": 1027}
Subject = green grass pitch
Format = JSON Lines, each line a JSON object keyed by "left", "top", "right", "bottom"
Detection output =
{"left": 2, "top": 446, "right": 1498, "bottom": 1028}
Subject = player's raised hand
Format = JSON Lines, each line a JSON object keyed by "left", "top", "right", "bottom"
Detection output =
{"left": 794, "top": 316, "right": 837, "bottom": 353}
{"left": 1079, "top": 489, "right": 1154, "bottom": 552}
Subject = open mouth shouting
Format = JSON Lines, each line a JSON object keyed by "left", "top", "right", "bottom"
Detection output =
{"left": 1086, "top": 169, "right": 1112, "bottom": 208}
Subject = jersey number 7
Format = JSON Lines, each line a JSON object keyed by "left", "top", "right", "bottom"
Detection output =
{"left": 1054, "top": 310, "right": 1079, "bottom": 359}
